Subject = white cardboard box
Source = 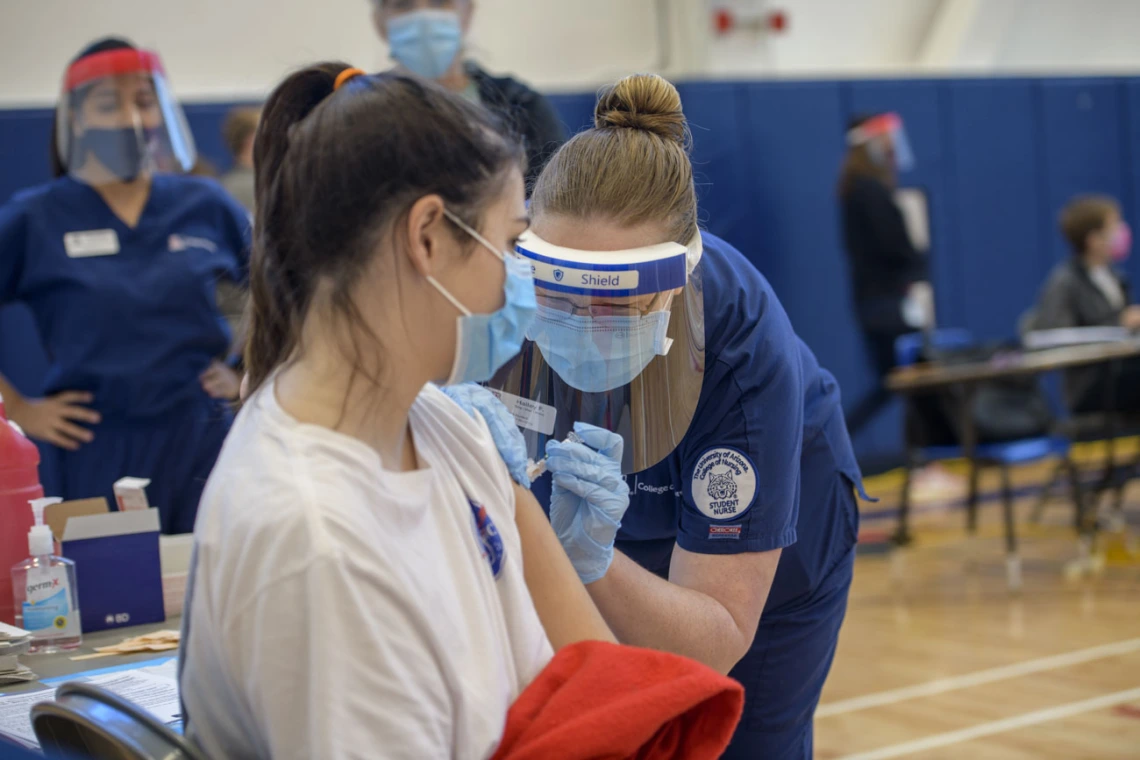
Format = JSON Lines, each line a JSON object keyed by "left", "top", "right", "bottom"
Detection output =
{"left": 113, "top": 477, "right": 152, "bottom": 512}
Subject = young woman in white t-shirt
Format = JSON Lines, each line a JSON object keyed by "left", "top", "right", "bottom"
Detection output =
{"left": 179, "top": 63, "right": 613, "bottom": 760}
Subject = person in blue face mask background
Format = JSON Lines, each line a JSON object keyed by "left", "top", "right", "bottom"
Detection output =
{"left": 371, "top": 0, "right": 567, "bottom": 189}
{"left": 0, "top": 37, "right": 250, "bottom": 534}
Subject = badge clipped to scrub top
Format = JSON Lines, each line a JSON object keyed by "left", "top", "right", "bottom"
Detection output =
{"left": 487, "top": 230, "right": 707, "bottom": 475}
{"left": 64, "top": 229, "right": 120, "bottom": 258}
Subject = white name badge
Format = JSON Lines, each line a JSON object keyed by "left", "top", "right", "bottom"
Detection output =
{"left": 487, "top": 388, "right": 557, "bottom": 436}
{"left": 64, "top": 229, "right": 120, "bottom": 258}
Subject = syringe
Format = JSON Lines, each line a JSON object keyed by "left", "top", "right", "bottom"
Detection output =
{"left": 525, "top": 430, "right": 585, "bottom": 481}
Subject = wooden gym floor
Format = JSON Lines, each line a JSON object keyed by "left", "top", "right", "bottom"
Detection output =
{"left": 815, "top": 446, "right": 1140, "bottom": 759}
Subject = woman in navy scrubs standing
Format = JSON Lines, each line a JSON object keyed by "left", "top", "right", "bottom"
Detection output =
{"left": 0, "top": 38, "right": 250, "bottom": 533}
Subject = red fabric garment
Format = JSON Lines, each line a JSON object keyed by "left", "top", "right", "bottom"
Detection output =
{"left": 491, "top": 641, "right": 744, "bottom": 760}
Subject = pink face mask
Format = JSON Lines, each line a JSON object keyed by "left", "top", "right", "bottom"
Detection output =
{"left": 1110, "top": 222, "right": 1132, "bottom": 262}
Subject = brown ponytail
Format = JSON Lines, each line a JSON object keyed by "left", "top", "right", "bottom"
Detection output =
{"left": 243, "top": 63, "right": 525, "bottom": 396}
{"left": 531, "top": 74, "right": 697, "bottom": 245}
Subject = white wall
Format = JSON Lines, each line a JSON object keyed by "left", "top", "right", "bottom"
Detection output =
{"left": 704, "top": 0, "right": 942, "bottom": 76}
{"left": 704, "top": 0, "right": 1140, "bottom": 77}
{"left": 0, "top": 0, "right": 665, "bottom": 106}
{"left": 997, "top": 0, "right": 1140, "bottom": 73}
{"left": 7, "top": 0, "right": 1140, "bottom": 107}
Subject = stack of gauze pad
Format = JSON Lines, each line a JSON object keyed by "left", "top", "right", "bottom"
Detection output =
{"left": 0, "top": 622, "right": 36, "bottom": 685}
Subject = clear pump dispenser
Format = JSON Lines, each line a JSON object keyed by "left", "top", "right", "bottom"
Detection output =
{"left": 11, "top": 497, "right": 81, "bottom": 653}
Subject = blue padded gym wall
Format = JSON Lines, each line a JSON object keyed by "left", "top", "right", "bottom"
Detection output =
{"left": 5, "top": 76, "right": 1140, "bottom": 473}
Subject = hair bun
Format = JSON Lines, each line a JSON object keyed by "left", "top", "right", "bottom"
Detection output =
{"left": 594, "top": 74, "right": 688, "bottom": 147}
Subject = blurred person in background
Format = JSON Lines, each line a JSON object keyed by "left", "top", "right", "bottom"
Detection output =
{"left": 1032, "top": 195, "right": 1140, "bottom": 413}
{"left": 216, "top": 106, "right": 261, "bottom": 350}
{"left": 838, "top": 112, "right": 933, "bottom": 439}
{"left": 372, "top": 0, "right": 566, "bottom": 189}
{"left": 838, "top": 113, "right": 958, "bottom": 497}
{"left": 0, "top": 37, "right": 249, "bottom": 534}
{"left": 188, "top": 155, "right": 221, "bottom": 178}
{"left": 219, "top": 105, "right": 260, "bottom": 213}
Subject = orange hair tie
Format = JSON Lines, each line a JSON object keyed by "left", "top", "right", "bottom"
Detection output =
{"left": 334, "top": 67, "right": 366, "bottom": 92}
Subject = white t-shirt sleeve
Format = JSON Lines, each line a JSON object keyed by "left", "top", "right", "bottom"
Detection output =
{"left": 225, "top": 553, "right": 452, "bottom": 760}
{"left": 425, "top": 385, "right": 518, "bottom": 511}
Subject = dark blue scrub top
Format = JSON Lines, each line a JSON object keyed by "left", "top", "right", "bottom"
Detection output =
{"left": 534, "top": 232, "right": 863, "bottom": 616}
{"left": 0, "top": 175, "right": 251, "bottom": 419}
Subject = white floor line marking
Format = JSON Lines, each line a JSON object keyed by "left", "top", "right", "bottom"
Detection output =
{"left": 817, "top": 637, "right": 1140, "bottom": 717}
{"left": 836, "top": 686, "right": 1140, "bottom": 760}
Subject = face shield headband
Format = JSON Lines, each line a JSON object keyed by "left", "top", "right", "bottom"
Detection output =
{"left": 64, "top": 48, "right": 165, "bottom": 92}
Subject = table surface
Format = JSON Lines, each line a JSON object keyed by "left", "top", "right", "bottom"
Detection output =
{"left": 886, "top": 340, "right": 1140, "bottom": 393}
{"left": 0, "top": 621, "right": 177, "bottom": 695}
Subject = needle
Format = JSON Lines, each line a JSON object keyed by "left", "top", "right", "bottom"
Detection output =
{"left": 525, "top": 430, "right": 585, "bottom": 481}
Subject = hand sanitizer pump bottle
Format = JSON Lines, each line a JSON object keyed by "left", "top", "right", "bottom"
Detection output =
{"left": 11, "top": 497, "right": 82, "bottom": 653}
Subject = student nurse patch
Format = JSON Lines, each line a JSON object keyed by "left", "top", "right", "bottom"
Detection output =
{"left": 691, "top": 447, "right": 758, "bottom": 521}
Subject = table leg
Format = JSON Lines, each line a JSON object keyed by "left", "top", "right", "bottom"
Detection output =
{"left": 1086, "top": 359, "right": 1124, "bottom": 549}
{"left": 893, "top": 450, "right": 914, "bottom": 546}
{"left": 1001, "top": 463, "right": 1022, "bottom": 591}
{"left": 960, "top": 383, "right": 980, "bottom": 534}
{"left": 893, "top": 392, "right": 916, "bottom": 546}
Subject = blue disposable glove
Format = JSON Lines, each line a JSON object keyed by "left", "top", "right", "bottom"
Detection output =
{"left": 545, "top": 422, "right": 629, "bottom": 584}
{"left": 440, "top": 384, "right": 531, "bottom": 488}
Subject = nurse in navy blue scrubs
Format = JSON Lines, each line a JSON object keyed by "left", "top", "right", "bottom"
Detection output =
{"left": 0, "top": 38, "right": 250, "bottom": 534}
{"left": 486, "top": 74, "right": 864, "bottom": 758}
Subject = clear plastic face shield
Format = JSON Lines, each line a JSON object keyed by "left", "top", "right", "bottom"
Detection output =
{"left": 56, "top": 48, "right": 196, "bottom": 184}
{"left": 486, "top": 231, "right": 706, "bottom": 475}
{"left": 847, "top": 112, "right": 914, "bottom": 173}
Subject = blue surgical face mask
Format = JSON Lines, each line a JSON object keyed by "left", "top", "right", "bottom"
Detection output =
{"left": 428, "top": 210, "right": 536, "bottom": 385}
{"left": 78, "top": 126, "right": 149, "bottom": 182}
{"left": 386, "top": 9, "right": 463, "bottom": 80}
{"left": 526, "top": 306, "right": 672, "bottom": 393}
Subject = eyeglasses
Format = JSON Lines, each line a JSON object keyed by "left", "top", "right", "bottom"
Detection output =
{"left": 538, "top": 291, "right": 673, "bottom": 318}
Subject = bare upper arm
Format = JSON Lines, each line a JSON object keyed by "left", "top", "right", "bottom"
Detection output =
{"left": 511, "top": 483, "right": 615, "bottom": 647}
{"left": 668, "top": 543, "right": 781, "bottom": 651}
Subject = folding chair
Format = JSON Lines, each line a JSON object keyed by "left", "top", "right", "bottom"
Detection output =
{"left": 32, "top": 681, "right": 206, "bottom": 760}
{"left": 895, "top": 330, "right": 1077, "bottom": 589}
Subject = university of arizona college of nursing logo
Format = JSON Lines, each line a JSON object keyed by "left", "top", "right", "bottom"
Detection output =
{"left": 708, "top": 471, "right": 737, "bottom": 501}
{"left": 691, "top": 448, "right": 758, "bottom": 521}
{"left": 468, "top": 500, "right": 505, "bottom": 578}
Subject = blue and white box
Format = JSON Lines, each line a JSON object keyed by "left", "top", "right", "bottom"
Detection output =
{"left": 61, "top": 508, "right": 164, "bottom": 633}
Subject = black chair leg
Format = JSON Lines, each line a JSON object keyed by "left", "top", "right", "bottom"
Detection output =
{"left": 1098, "top": 435, "right": 1117, "bottom": 500}
{"left": 893, "top": 455, "right": 915, "bottom": 546}
{"left": 1065, "top": 455, "right": 1087, "bottom": 536}
{"left": 967, "top": 461, "right": 981, "bottom": 534}
{"left": 1070, "top": 453, "right": 1100, "bottom": 577}
{"left": 1108, "top": 447, "right": 1139, "bottom": 532}
{"left": 1001, "top": 464, "right": 1021, "bottom": 590}
{"left": 1031, "top": 461, "right": 1063, "bottom": 524}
